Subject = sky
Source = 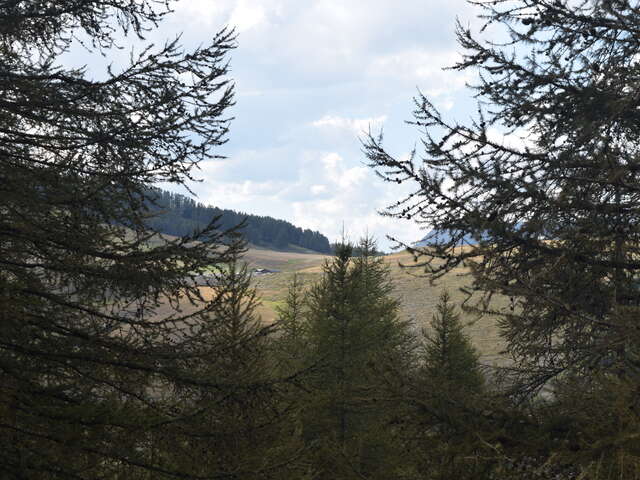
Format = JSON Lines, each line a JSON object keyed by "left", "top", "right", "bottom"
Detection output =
{"left": 71, "top": 0, "right": 486, "bottom": 250}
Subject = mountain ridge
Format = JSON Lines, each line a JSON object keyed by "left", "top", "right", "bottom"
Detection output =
{"left": 146, "top": 188, "right": 332, "bottom": 254}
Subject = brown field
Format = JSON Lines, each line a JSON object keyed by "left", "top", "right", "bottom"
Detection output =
{"left": 153, "top": 244, "right": 508, "bottom": 367}
{"left": 244, "top": 247, "right": 508, "bottom": 367}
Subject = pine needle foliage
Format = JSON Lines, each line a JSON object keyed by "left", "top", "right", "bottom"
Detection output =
{"left": 275, "top": 273, "right": 308, "bottom": 373}
{"left": 364, "top": 0, "right": 640, "bottom": 397}
{"left": 157, "top": 257, "right": 304, "bottom": 480}
{"left": 288, "top": 237, "right": 414, "bottom": 479}
{"left": 0, "top": 1, "right": 291, "bottom": 478}
{"left": 363, "top": 0, "right": 640, "bottom": 474}
{"left": 422, "top": 291, "right": 484, "bottom": 394}
{"left": 389, "top": 291, "right": 487, "bottom": 480}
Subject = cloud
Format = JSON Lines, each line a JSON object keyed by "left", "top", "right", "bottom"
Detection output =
{"left": 310, "top": 184, "right": 327, "bottom": 195}
{"left": 367, "top": 49, "right": 475, "bottom": 103}
{"left": 166, "top": 0, "right": 479, "bottom": 87}
{"left": 171, "top": 1, "right": 230, "bottom": 26}
{"left": 228, "top": 0, "right": 268, "bottom": 32}
{"left": 321, "top": 153, "right": 368, "bottom": 189}
{"left": 311, "top": 115, "right": 387, "bottom": 137}
{"left": 74, "top": 0, "right": 488, "bottom": 250}
{"left": 194, "top": 148, "right": 425, "bottom": 249}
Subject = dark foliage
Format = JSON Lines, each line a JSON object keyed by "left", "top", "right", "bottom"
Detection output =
{"left": 278, "top": 238, "right": 415, "bottom": 479}
{"left": 421, "top": 291, "right": 484, "bottom": 394}
{"left": 364, "top": 0, "right": 640, "bottom": 475}
{"left": 329, "top": 240, "right": 386, "bottom": 256}
{"left": 0, "top": 1, "right": 297, "bottom": 478}
{"left": 146, "top": 188, "right": 332, "bottom": 253}
{"left": 364, "top": 0, "right": 640, "bottom": 397}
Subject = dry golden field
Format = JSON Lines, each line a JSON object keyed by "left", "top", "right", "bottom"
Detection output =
{"left": 151, "top": 243, "right": 508, "bottom": 367}
{"left": 242, "top": 247, "right": 508, "bottom": 367}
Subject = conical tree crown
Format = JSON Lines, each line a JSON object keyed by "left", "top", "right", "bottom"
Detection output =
{"left": 422, "top": 291, "right": 484, "bottom": 394}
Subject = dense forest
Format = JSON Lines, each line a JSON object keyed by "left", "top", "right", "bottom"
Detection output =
{"left": 146, "top": 188, "right": 332, "bottom": 253}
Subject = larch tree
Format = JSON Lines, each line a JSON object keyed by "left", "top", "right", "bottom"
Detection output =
{"left": 159, "top": 257, "right": 305, "bottom": 479}
{"left": 363, "top": 289, "right": 488, "bottom": 480}
{"left": 302, "top": 238, "right": 413, "bottom": 480}
{"left": 421, "top": 291, "right": 484, "bottom": 395}
{"left": 364, "top": 0, "right": 640, "bottom": 474}
{"left": 274, "top": 273, "right": 309, "bottom": 377}
{"left": 364, "top": 0, "right": 640, "bottom": 398}
{"left": 0, "top": 1, "right": 278, "bottom": 478}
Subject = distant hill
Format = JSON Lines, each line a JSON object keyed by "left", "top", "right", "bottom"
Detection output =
{"left": 414, "top": 223, "right": 533, "bottom": 247}
{"left": 414, "top": 229, "right": 484, "bottom": 247}
{"left": 222, "top": 246, "right": 506, "bottom": 365}
{"left": 145, "top": 188, "right": 332, "bottom": 254}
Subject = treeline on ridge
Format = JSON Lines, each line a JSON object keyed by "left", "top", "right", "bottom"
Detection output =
{"left": 145, "top": 188, "right": 332, "bottom": 253}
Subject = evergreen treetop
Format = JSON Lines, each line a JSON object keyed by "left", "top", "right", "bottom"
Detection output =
{"left": 276, "top": 237, "right": 413, "bottom": 479}
{"left": 422, "top": 291, "right": 484, "bottom": 394}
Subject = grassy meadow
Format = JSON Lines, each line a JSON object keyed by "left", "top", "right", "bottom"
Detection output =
{"left": 244, "top": 247, "right": 508, "bottom": 367}
{"left": 150, "top": 242, "right": 508, "bottom": 366}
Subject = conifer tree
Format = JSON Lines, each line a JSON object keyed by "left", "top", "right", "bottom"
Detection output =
{"left": 364, "top": 0, "right": 640, "bottom": 397}
{"left": 422, "top": 291, "right": 484, "bottom": 394}
{"left": 0, "top": 1, "right": 286, "bottom": 478}
{"left": 159, "top": 258, "right": 304, "bottom": 479}
{"left": 364, "top": 0, "right": 640, "bottom": 474}
{"left": 302, "top": 238, "right": 413, "bottom": 479}
{"left": 394, "top": 292, "right": 487, "bottom": 480}
{"left": 274, "top": 274, "right": 309, "bottom": 376}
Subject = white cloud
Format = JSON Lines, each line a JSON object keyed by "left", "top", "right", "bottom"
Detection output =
{"left": 312, "top": 115, "right": 387, "bottom": 136}
{"left": 152, "top": 0, "right": 488, "bottom": 249}
{"left": 321, "top": 152, "right": 368, "bottom": 189}
{"left": 194, "top": 147, "right": 425, "bottom": 249}
{"left": 228, "top": 0, "right": 268, "bottom": 32}
{"left": 171, "top": 0, "right": 231, "bottom": 27}
{"left": 310, "top": 184, "right": 327, "bottom": 195}
{"left": 368, "top": 49, "right": 473, "bottom": 93}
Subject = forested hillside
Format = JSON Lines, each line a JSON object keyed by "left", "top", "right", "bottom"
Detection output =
{"left": 146, "top": 188, "right": 332, "bottom": 253}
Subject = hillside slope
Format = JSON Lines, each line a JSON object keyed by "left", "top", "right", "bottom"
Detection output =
{"left": 146, "top": 188, "right": 332, "bottom": 253}
{"left": 245, "top": 248, "right": 507, "bottom": 366}
{"left": 150, "top": 240, "right": 506, "bottom": 366}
